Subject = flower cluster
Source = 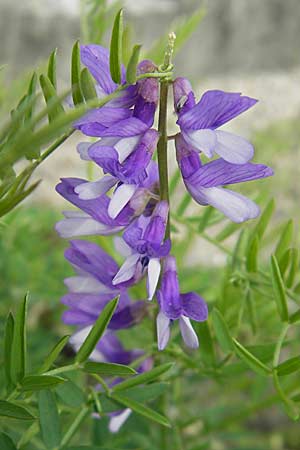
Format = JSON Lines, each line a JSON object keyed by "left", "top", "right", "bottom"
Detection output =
{"left": 56, "top": 45, "right": 273, "bottom": 364}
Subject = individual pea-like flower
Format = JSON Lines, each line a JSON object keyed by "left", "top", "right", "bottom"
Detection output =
{"left": 61, "top": 240, "right": 147, "bottom": 329}
{"left": 176, "top": 134, "right": 273, "bottom": 223}
{"left": 55, "top": 178, "right": 134, "bottom": 238}
{"left": 173, "top": 77, "right": 258, "bottom": 164}
{"left": 76, "top": 131, "right": 160, "bottom": 219}
{"left": 112, "top": 201, "right": 171, "bottom": 300}
{"left": 156, "top": 256, "right": 208, "bottom": 350}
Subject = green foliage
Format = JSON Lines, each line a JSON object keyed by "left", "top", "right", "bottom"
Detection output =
{"left": 109, "top": 9, "right": 124, "bottom": 84}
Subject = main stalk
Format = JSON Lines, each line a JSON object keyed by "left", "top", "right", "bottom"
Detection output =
{"left": 157, "top": 32, "right": 176, "bottom": 240}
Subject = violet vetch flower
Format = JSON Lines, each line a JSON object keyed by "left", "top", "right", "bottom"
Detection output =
{"left": 176, "top": 134, "right": 273, "bottom": 223}
{"left": 55, "top": 178, "right": 135, "bottom": 238}
{"left": 61, "top": 240, "right": 147, "bottom": 329}
{"left": 156, "top": 256, "right": 208, "bottom": 350}
{"left": 112, "top": 201, "right": 171, "bottom": 300}
{"left": 173, "top": 77, "right": 257, "bottom": 164}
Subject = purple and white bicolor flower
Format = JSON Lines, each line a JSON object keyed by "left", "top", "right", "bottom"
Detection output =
{"left": 156, "top": 256, "right": 208, "bottom": 350}
{"left": 61, "top": 240, "right": 147, "bottom": 330}
{"left": 173, "top": 77, "right": 258, "bottom": 164}
{"left": 112, "top": 201, "right": 171, "bottom": 300}
{"left": 176, "top": 134, "right": 273, "bottom": 223}
{"left": 55, "top": 178, "right": 135, "bottom": 238}
{"left": 82, "top": 131, "right": 159, "bottom": 219}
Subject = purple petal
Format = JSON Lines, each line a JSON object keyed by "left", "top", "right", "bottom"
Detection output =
{"left": 65, "top": 240, "right": 119, "bottom": 287}
{"left": 143, "top": 201, "right": 169, "bottom": 246}
{"left": 187, "top": 159, "right": 273, "bottom": 188}
{"left": 100, "top": 117, "right": 149, "bottom": 138}
{"left": 81, "top": 45, "right": 125, "bottom": 94}
{"left": 181, "top": 292, "right": 208, "bottom": 322}
{"left": 175, "top": 134, "right": 202, "bottom": 179}
{"left": 178, "top": 90, "right": 258, "bottom": 130}
{"left": 74, "top": 107, "right": 132, "bottom": 137}
{"left": 173, "top": 77, "right": 196, "bottom": 115}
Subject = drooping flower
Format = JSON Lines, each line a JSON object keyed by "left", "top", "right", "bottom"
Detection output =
{"left": 176, "top": 134, "right": 273, "bottom": 223}
{"left": 156, "top": 256, "right": 208, "bottom": 350}
{"left": 112, "top": 201, "right": 171, "bottom": 300}
{"left": 173, "top": 77, "right": 257, "bottom": 164}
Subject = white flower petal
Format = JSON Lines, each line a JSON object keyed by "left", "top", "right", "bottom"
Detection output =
{"left": 182, "top": 128, "right": 216, "bottom": 158}
{"left": 215, "top": 130, "right": 254, "bottom": 164}
{"left": 62, "top": 210, "right": 90, "bottom": 218}
{"left": 114, "top": 236, "right": 132, "bottom": 258}
{"left": 109, "top": 409, "right": 132, "bottom": 433}
{"left": 156, "top": 311, "right": 170, "bottom": 351}
{"left": 115, "top": 135, "right": 140, "bottom": 163}
{"left": 56, "top": 218, "right": 123, "bottom": 238}
{"left": 179, "top": 316, "right": 199, "bottom": 349}
{"left": 112, "top": 253, "right": 140, "bottom": 285}
{"left": 147, "top": 258, "right": 161, "bottom": 301}
{"left": 77, "top": 142, "right": 92, "bottom": 160}
{"left": 108, "top": 184, "right": 137, "bottom": 219}
{"left": 64, "top": 276, "right": 114, "bottom": 294}
{"left": 75, "top": 175, "right": 117, "bottom": 200}
{"left": 191, "top": 186, "right": 260, "bottom": 223}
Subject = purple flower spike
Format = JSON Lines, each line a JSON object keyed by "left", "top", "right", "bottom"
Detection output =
{"left": 173, "top": 77, "right": 257, "bottom": 164}
{"left": 156, "top": 256, "right": 208, "bottom": 350}
{"left": 176, "top": 134, "right": 273, "bottom": 223}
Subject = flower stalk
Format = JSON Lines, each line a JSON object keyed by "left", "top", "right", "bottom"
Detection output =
{"left": 157, "top": 32, "right": 176, "bottom": 239}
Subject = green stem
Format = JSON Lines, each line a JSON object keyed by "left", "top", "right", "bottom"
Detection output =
{"left": 44, "top": 362, "right": 80, "bottom": 376}
{"left": 60, "top": 405, "right": 90, "bottom": 448}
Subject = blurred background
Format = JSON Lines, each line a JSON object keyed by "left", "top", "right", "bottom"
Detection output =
{"left": 1, "top": 1, "right": 300, "bottom": 449}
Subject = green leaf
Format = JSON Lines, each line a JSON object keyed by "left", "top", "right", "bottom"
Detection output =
{"left": 278, "top": 248, "right": 292, "bottom": 276}
{"left": 0, "top": 400, "right": 35, "bottom": 421}
{"left": 38, "top": 390, "right": 61, "bottom": 449}
{"left": 80, "top": 68, "right": 97, "bottom": 101}
{"left": 10, "top": 292, "right": 28, "bottom": 384}
{"left": 122, "top": 24, "right": 133, "bottom": 66}
{"left": 216, "top": 222, "right": 242, "bottom": 242}
{"left": 4, "top": 313, "right": 14, "bottom": 388}
{"left": 289, "top": 309, "right": 300, "bottom": 324}
{"left": 0, "top": 432, "right": 17, "bottom": 450}
{"left": 21, "top": 375, "right": 65, "bottom": 392}
{"left": 84, "top": 362, "right": 136, "bottom": 377}
{"left": 111, "top": 393, "right": 171, "bottom": 428}
{"left": 198, "top": 206, "right": 214, "bottom": 233}
{"left": 110, "top": 9, "right": 123, "bottom": 84}
{"left": 250, "top": 198, "right": 274, "bottom": 241}
{"left": 24, "top": 72, "right": 38, "bottom": 124}
{"left": 233, "top": 338, "right": 272, "bottom": 376}
{"left": 40, "top": 74, "right": 65, "bottom": 122}
{"left": 196, "top": 321, "right": 216, "bottom": 366}
{"left": 276, "top": 356, "right": 300, "bottom": 376}
{"left": 246, "top": 235, "right": 259, "bottom": 272}
{"left": 275, "top": 219, "right": 294, "bottom": 261}
{"left": 56, "top": 378, "right": 85, "bottom": 408}
{"left": 71, "top": 40, "right": 84, "bottom": 105}
{"left": 39, "top": 335, "right": 70, "bottom": 373}
{"left": 273, "top": 372, "right": 299, "bottom": 420}
{"left": 47, "top": 48, "right": 58, "bottom": 89}
{"left": 122, "top": 383, "right": 169, "bottom": 403}
{"left": 113, "top": 362, "right": 173, "bottom": 392}
{"left": 270, "top": 255, "right": 289, "bottom": 322}
{"left": 286, "top": 248, "right": 299, "bottom": 288}
{"left": 126, "top": 44, "right": 141, "bottom": 84}
{"left": 211, "top": 308, "right": 234, "bottom": 353}
{"left": 176, "top": 192, "right": 192, "bottom": 216}
{"left": 75, "top": 297, "right": 119, "bottom": 363}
